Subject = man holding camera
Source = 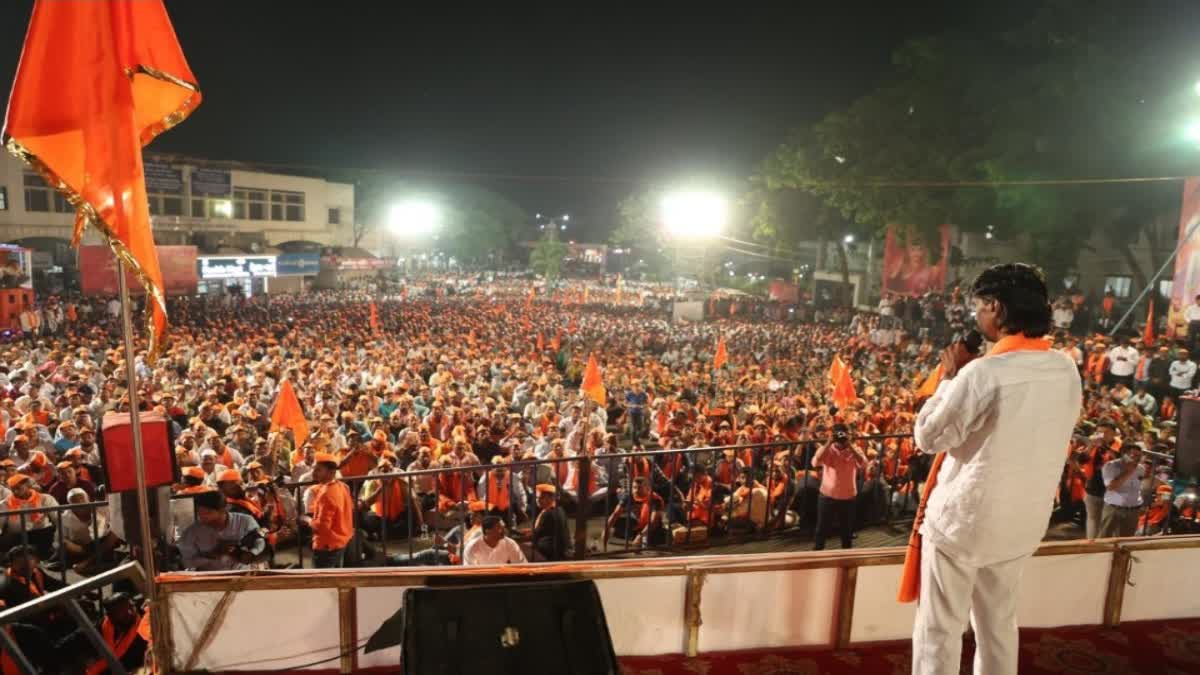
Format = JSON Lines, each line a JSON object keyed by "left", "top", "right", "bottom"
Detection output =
{"left": 1098, "top": 443, "right": 1145, "bottom": 538}
{"left": 811, "top": 423, "right": 866, "bottom": 550}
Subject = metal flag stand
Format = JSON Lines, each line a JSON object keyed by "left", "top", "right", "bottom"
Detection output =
{"left": 1109, "top": 218, "right": 1200, "bottom": 337}
{"left": 114, "top": 258, "right": 159, "bottom": 639}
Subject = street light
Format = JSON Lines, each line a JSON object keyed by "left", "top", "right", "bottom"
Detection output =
{"left": 843, "top": 234, "right": 855, "bottom": 244}
{"left": 388, "top": 199, "right": 441, "bottom": 237}
{"left": 1188, "top": 121, "right": 1200, "bottom": 143}
{"left": 562, "top": 214, "right": 570, "bottom": 221}
{"left": 660, "top": 190, "right": 728, "bottom": 238}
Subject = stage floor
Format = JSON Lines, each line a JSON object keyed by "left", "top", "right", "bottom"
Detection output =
{"left": 619, "top": 618, "right": 1200, "bottom": 675}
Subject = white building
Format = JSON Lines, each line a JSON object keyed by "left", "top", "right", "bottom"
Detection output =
{"left": 0, "top": 151, "right": 357, "bottom": 287}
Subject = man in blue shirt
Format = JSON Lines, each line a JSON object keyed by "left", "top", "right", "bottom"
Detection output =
{"left": 624, "top": 381, "right": 649, "bottom": 442}
{"left": 1099, "top": 443, "right": 1144, "bottom": 539}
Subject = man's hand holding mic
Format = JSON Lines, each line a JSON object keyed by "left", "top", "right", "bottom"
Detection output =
{"left": 940, "top": 330, "right": 984, "bottom": 380}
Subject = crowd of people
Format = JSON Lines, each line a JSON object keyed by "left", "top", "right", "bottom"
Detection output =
{"left": 0, "top": 278, "right": 1195, "bottom": 671}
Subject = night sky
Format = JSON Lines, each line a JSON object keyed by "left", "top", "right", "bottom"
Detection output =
{"left": 0, "top": 1, "right": 1043, "bottom": 241}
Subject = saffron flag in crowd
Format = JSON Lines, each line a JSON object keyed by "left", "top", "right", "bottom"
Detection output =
{"left": 581, "top": 353, "right": 606, "bottom": 406}
{"left": 832, "top": 366, "right": 857, "bottom": 410}
{"left": 271, "top": 380, "right": 310, "bottom": 448}
{"left": 1144, "top": 299, "right": 1154, "bottom": 346}
{"left": 536, "top": 331, "right": 545, "bottom": 352}
{"left": 369, "top": 301, "right": 380, "bottom": 333}
{"left": 525, "top": 287, "right": 535, "bottom": 309}
{"left": 713, "top": 335, "right": 728, "bottom": 370}
{"left": 551, "top": 330, "right": 562, "bottom": 352}
{"left": 829, "top": 355, "right": 847, "bottom": 388}
{"left": 3, "top": 0, "right": 201, "bottom": 359}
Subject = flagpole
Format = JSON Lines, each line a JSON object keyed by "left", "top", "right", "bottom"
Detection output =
{"left": 115, "top": 261, "right": 158, "bottom": 600}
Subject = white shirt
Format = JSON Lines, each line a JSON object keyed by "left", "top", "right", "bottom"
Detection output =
{"left": 1106, "top": 346, "right": 1139, "bottom": 377}
{"left": 1052, "top": 307, "right": 1074, "bottom": 328}
{"left": 1171, "top": 360, "right": 1198, "bottom": 390}
{"left": 463, "top": 535, "right": 527, "bottom": 566}
{"left": 914, "top": 347, "right": 1081, "bottom": 567}
{"left": 1185, "top": 304, "right": 1200, "bottom": 322}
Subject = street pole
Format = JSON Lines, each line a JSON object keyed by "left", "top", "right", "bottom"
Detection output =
{"left": 115, "top": 260, "right": 158, "bottom": 601}
{"left": 1109, "top": 218, "right": 1200, "bottom": 336}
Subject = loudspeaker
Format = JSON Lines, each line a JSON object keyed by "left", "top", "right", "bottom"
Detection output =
{"left": 1177, "top": 396, "right": 1200, "bottom": 481}
{"left": 99, "top": 411, "right": 177, "bottom": 492}
{"left": 390, "top": 579, "right": 619, "bottom": 675}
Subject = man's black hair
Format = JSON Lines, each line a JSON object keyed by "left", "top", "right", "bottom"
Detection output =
{"left": 969, "top": 263, "right": 1052, "bottom": 337}
{"left": 194, "top": 490, "right": 227, "bottom": 512}
{"left": 481, "top": 515, "right": 502, "bottom": 531}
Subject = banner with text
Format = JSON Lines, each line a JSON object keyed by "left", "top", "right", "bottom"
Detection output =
{"left": 79, "top": 245, "right": 198, "bottom": 296}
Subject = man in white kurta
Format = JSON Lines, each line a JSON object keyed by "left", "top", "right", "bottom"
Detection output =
{"left": 463, "top": 516, "right": 526, "bottom": 566}
{"left": 912, "top": 263, "right": 1082, "bottom": 675}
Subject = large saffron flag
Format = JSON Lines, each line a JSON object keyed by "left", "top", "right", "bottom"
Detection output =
{"left": 713, "top": 335, "right": 728, "bottom": 370}
{"left": 270, "top": 380, "right": 310, "bottom": 448}
{"left": 580, "top": 353, "right": 606, "bottom": 406}
{"left": 4, "top": 0, "right": 200, "bottom": 359}
{"left": 369, "top": 301, "right": 380, "bottom": 333}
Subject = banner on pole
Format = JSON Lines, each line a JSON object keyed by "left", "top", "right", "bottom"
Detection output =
{"left": 881, "top": 225, "right": 951, "bottom": 297}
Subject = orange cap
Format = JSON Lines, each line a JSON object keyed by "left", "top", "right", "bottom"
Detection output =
{"left": 183, "top": 466, "right": 205, "bottom": 480}
{"left": 55, "top": 461, "right": 73, "bottom": 470}
{"left": 467, "top": 500, "right": 487, "bottom": 513}
{"left": 535, "top": 484, "right": 557, "bottom": 496}
{"left": 6, "top": 474, "right": 30, "bottom": 489}
{"left": 217, "top": 469, "right": 242, "bottom": 484}
{"left": 314, "top": 452, "right": 338, "bottom": 467}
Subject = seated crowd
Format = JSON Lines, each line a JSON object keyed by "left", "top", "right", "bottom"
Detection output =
{"left": 0, "top": 282, "right": 1193, "bottom": 671}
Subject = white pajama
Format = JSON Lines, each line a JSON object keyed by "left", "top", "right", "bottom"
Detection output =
{"left": 913, "top": 538, "right": 1026, "bottom": 675}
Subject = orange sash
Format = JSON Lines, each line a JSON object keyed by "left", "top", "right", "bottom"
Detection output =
{"left": 486, "top": 478, "right": 510, "bottom": 512}
{"left": 372, "top": 478, "right": 407, "bottom": 520}
{"left": 898, "top": 334, "right": 1052, "bottom": 603}
{"left": 228, "top": 497, "right": 263, "bottom": 521}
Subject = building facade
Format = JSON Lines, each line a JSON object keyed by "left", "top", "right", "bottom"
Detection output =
{"left": 0, "top": 151, "right": 356, "bottom": 290}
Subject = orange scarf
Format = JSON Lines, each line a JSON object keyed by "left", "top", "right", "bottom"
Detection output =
{"left": 6, "top": 490, "right": 44, "bottom": 524}
{"left": 898, "top": 334, "right": 1051, "bottom": 603}
{"left": 487, "top": 477, "right": 510, "bottom": 512}
{"left": 372, "top": 478, "right": 407, "bottom": 520}
{"left": 5, "top": 567, "right": 44, "bottom": 598}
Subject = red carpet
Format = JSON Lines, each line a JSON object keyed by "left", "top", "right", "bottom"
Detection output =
{"left": 619, "top": 619, "right": 1200, "bottom": 674}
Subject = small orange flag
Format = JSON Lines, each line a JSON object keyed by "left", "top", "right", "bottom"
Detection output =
{"left": 1144, "top": 299, "right": 1155, "bottom": 347}
{"left": 369, "top": 301, "right": 380, "bottom": 333}
{"left": 4, "top": 0, "right": 201, "bottom": 360}
{"left": 468, "top": 329, "right": 477, "bottom": 348}
{"left": 713, "top": 335, "right": 728, "bottom": 370}
{"left": 568, "top": 317, "right": 578, "bottom": 334}
{"left": 536, "top": 332, "right": 545, "bottom": 352}
{"left": 552, "top": 331, "right": 562, "bottom": 352}
{"left": 832, "top": 367, "right": 857, "bottom": 410}
{"left": 526, "top": 287, "right": 535, "bottom": 309}
{"left": 270, "top": 380, "right": 310, "bottom": 448}
{"left": 829, "top": 355, "right": 847, "bottom": 388}
{"left": 580, "top": 353, "right": 606, "bottom": 406}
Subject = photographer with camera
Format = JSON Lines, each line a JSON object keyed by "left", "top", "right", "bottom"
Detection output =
{"left": 811, "top": 422, "right": 867, "bottom": 550}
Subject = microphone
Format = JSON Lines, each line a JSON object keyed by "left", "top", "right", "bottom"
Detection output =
{"left": 953, "top": 329, "right": 984, "bottom": 356}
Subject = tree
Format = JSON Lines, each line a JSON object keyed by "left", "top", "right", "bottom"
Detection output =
{"left": 530, "top": 231, "right": 568, "bottom": 281}
{"left": 757, "top": 0, "right": 1196, "bottom": 290}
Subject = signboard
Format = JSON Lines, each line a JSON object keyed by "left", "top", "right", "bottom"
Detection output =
{"left": 277, "top": 252, "right": 321, "bottom": 276}
{"left": 79, "top": 245, "right": 198, "bottom": 296}
{"left": 198, "top": 256, "right": 277, "bottom": 279}
{"left": 1168, "top": 178, "right": 1200, "bottom": 336}
{"left": 321, "top": 255, "right": 392, "bottom": 270}
{"left": 190, "top": 168, "right": 232, "bottom": 197}
{"left": 144, "top": 160, "right": 184, "bottom": 194}
{"left": 881, "top": 224, "right": 951, "bottom": 297}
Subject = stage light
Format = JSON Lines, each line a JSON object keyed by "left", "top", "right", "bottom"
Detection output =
{"left": 661, "top": 190, "right": 727, "bottom": 238}
{"left": 388, "top": 200, "right": 441, "bottom": 236}
{"left": 1188, "top": 122, "right": 1200, "bottom": 142}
